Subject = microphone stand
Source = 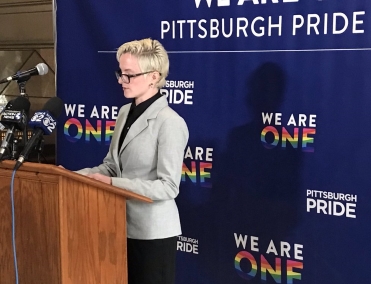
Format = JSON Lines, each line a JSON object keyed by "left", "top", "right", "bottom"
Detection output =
{"left": 35, "top": 137, "right": 47, "bottom": 163}
{"left": 10, "top": 137, "right": 19, "bottom": 160}
{"left": 16, "top": 76, "right": 30, "bottom": 158}
{"left": 17, "top": 75, "right": 30, "bottom": 98}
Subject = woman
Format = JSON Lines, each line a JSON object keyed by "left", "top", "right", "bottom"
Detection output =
{"left": 76, "top": 38, "right": 189, "bottom": 284}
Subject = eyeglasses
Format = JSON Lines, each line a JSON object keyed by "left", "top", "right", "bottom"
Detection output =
{"left": 115, "top": 69, "right": 159, "bottom": 84}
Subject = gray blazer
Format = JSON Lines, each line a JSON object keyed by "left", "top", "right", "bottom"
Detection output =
{"left": 77, "top": 96, "right": 189, "bottom": 239}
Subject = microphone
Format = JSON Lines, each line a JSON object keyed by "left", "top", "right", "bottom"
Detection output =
{"left": 0, "top": 63, "right": 48, "bottom": 84}
{"left": 14, "top": 97, "right": 63, "bottom": 171}
{"left": 0, "top": 96, "right": 31, "bottom": 160}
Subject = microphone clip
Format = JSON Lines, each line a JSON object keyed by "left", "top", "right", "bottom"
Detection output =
{"left": 17, "top": 78, "right": 30, "bottom": 96}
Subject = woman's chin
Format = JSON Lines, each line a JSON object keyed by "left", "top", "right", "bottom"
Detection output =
{"left": 123, "top": 91, "right": 132, "bottom": 98}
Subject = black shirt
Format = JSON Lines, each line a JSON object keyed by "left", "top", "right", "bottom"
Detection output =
{"left": 118, "top": 92, "right": 162, "bottom": 151}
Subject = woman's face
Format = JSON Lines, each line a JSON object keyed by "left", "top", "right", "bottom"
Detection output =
{"left": 118, "top": 53, "right": 155, "bottom": 104}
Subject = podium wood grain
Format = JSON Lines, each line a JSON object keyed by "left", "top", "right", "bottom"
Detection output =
{"left": 0, "top": 161, "right": 151, "bottom": 284}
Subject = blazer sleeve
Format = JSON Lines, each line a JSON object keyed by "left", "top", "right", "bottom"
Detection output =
{"left": 74, "top": 148, "right": 117, "bottom": 177}
{"left": 74, "top": 106, "right": 128, "bottom": 177}
{"left": 111, "top": 114, "right": 189, "bottom": 201}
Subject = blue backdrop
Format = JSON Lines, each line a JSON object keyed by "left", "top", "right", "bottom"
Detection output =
{"left": 56, "top": 1, "right": 371, "bottom": 283}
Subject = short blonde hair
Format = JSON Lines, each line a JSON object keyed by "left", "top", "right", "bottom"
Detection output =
{"left": 116, "top": 38, "right": 169, "bottom": 88}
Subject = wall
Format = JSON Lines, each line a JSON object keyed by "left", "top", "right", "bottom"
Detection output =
{"left": 0, "top": 0, "right": 56, "bottom": 159}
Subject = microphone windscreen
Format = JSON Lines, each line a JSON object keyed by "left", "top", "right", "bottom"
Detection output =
{"left": 9, "top": 96, "right": 31, "bottom": 112}
{"left": 36, "top": 63, "right": 48, "bottom": 76}
{"left": 41, "top": 97, "right": 63, "bottom": 118}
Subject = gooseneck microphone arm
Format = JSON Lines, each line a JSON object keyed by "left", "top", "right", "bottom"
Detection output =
{"left": 13, "top": 129, "right": 44, "bottom": 171}
{"left": 0, "top": 128, "right": 15, "bottom": 160}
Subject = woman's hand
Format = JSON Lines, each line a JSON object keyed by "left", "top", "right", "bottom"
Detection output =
{"left": 87, "top": 173, "right": 112, "bottom": 184}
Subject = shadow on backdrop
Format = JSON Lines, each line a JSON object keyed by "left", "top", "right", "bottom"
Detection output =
{"left": 203, "top": 62, "right": 303, "bottom": 283}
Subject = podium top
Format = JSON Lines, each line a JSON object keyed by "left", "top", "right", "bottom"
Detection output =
{"left": 0, "top": 160, "right": 152, "bottom": 203}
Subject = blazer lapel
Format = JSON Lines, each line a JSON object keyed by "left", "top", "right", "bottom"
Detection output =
{"left": 112, "top": 104, "right": 130, "bottom": 163}
{"left": 119, "top": 96, "right": 168, "bottom": 155}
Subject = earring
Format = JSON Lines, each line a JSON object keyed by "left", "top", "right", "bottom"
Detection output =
{"left": 149, "top": 83, "right": 154, "bottom": 88}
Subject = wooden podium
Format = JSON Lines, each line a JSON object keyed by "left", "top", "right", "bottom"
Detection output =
{"left": 0, "top": 161, "right": 152, "bottom": 284}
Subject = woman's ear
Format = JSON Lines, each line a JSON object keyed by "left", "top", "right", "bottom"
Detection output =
{"left": 152, "top": 71, "right": 160, "bottom": 81}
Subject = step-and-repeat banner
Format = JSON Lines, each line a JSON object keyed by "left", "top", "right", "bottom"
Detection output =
{"left": 56, "top": 1, "right": 371, "bottom": 283}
